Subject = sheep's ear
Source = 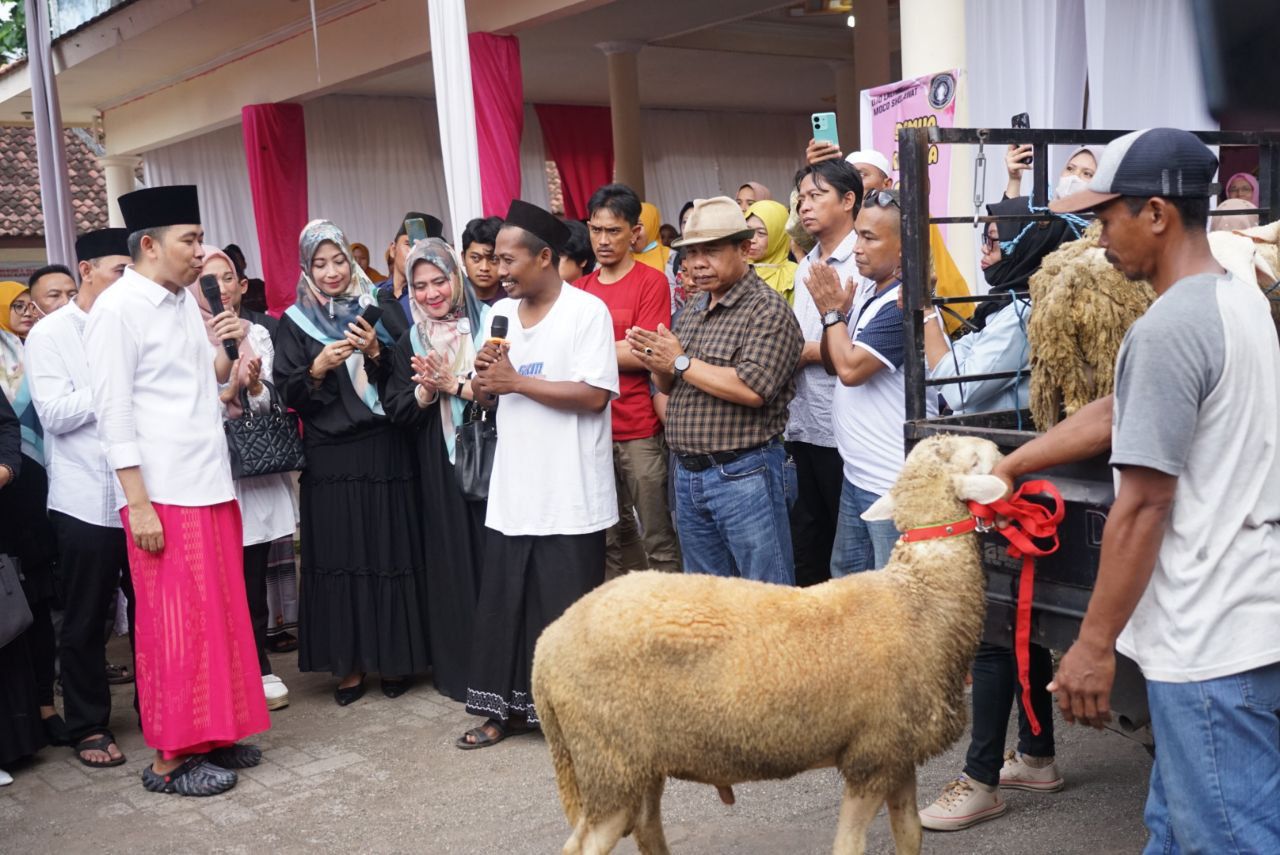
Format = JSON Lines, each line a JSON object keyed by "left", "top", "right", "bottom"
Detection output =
{"left": 861, "top": 494, "right": 896, "bottom": 521}
{"left": 954, "top": 474, "right": 1008, "bottom": 505}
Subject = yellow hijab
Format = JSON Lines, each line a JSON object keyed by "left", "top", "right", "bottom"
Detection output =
{"left": 634, "top": 202, "right": 671, "bottom": 273}
{"left": 0, "top": 281, "right": 29, "bottom": 402}
{"left": 746, "top": 200, "right": 797, "bottom": 304}
{"left": 0, "top": 281, "right": 28, "bottom": 337}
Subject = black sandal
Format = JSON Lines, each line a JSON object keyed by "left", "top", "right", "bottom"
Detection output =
{"left": 106, "top": 663, "right": 134, "bottom": 685}
{"left": 205, "top": 743, "right": 262, "bottom": 769}
{"left": 74, "top": 732, "right": 126, "bottom": 768}
{"left": 140, "top": 757, "right": 237, "bottom": 797}
{"left": 455, "top": 717, "right": 533, "bottom": 750}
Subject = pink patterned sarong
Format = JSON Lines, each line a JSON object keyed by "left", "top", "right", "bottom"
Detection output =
{"left": 122, "top": 500, "right": 270, "bottom": 759}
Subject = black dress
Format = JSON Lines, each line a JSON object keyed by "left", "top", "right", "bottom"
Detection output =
{"left": 0, "top": 393, "right": 46, "bottom": 765}
{"left": 383, "top": 334, "right": 486, "bottom": 702}
{"left": 274, "top": 315, "right": 428, "bottom": 680}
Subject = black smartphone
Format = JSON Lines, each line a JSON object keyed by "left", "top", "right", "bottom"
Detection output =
{"left": 360, "top": 303, "right": 383, "bottom": 328}
{"left": 1010, "top": 113, "right": 1032, "bottom": 165}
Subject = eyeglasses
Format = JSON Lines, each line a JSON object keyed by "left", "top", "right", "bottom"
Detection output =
{"left": 981, "top": 231, "right": 999, "bottom": 250}
{"left": 9, "top": 300, "right": 36, "bottom": 316}
{"left": 864, "top": 189, "right": 900, "bottom": 210}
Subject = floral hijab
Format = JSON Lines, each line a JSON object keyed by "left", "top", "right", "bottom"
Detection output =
{"left": 188, "top": 245, "right": 257, "bottom": 418}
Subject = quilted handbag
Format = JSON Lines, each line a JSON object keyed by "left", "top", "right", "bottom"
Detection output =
{"left": 224, "top": 381, "right": 306, "bottom": 479}
{"left": 453, "top": 402, "right": 496, "bottom": 502}
{"left": 0, "top": 554, "right": 32, "bottom": 650}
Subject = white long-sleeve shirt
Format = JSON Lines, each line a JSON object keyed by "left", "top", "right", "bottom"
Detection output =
{"left": 24, "top": 299, "right": 124, "bottom": 528}
{"left": 84, "top": 267, "right": 234, "bottom": 508}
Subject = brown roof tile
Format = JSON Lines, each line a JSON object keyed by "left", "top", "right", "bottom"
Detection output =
{"left": 0, "top": 126, "right": 108, "bottom": 239}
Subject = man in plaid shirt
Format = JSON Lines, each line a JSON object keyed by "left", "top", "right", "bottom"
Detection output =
{"left": 627, "top": 196, "right": 804, "bottom": 584}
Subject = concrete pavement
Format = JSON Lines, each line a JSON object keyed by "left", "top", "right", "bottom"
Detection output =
{"left": 3, "top": 638, "right": 1153, "bottom": 854}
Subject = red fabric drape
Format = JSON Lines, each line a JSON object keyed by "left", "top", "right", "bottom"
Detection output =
{"left": 469, "top": 33, "right": 524, "bottom": 218}
{"left": 534, "top": 104, "right": 614, "bottom": 220}
{"left": 241, "top": 104, "right": 308, "bottom": 315}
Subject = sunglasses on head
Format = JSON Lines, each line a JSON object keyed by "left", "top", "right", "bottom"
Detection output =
{"left": 864, "top": 189, "right": 900, "bottom": 210}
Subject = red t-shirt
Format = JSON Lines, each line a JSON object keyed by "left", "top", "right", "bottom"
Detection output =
{"left": 575, "top": 262, "right": 671, "bottom": 441}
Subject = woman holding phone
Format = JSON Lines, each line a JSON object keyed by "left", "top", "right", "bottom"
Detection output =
{"left": 275, "top": 220, "right": 429, "bottom": 706}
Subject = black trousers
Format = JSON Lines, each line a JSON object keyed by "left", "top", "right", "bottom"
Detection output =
{"left": 464, "top": 530, "right": 605, "bottom": 726}
{"left": 964, "top": 640, "right": 1056, "bottom": 787}
{"left": 243, "top": 542, "right": 272, "bottom": 677}
{"left": 51, "top": 512, "right": 135, "bottom": 743}
{"left": 786, "top": 441, "right": 844, "bottom": 588}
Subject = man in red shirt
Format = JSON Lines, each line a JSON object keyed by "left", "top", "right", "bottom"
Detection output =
{"left": 575, "top": 184, "right": 681, "bottom": 575}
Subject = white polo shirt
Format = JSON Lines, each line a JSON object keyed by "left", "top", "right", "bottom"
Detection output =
{"left": 84, "top": 267, "right": 234, "bottom": 509}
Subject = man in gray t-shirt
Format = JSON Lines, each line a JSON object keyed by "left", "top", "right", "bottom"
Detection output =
{"left": 995, "top": 129, "right": 1280, "bottom": 854}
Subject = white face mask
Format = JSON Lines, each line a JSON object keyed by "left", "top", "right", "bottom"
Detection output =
{"left": 1054, "top": 173, "right": 1089, "bottom": 201}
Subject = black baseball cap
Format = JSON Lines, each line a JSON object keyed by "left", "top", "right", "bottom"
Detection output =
{"left": 1050, "top": 128, "right": 1219, "bottom": 214}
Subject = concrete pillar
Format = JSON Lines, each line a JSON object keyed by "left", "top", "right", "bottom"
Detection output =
{"left": 832, "top": 60, "right": 859, "bottom": 154}
{"left": 852, "top": 0, "right": 892, "bottom": 150}
{"left": 597, "top": 41, "right": 645, "bottom": 199}
{"left": 99, "top": 155, "right": 141, "bottom": 228}
{"left": 898, "top": 0, "right": 974, "bottom": 286}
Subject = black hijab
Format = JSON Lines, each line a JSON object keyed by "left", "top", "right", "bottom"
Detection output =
{"left": 974, "top": 195, "right": 1084, "bottom": 330}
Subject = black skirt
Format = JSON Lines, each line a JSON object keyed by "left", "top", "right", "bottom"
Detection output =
{"left": 0, "top": 633, "right": 47, "bottom": 766}
{"left": 297, "top": 425, "right": 430, "bottom": 678}
{"left": 464, "top": 530, "right": 605, "bottom": 725}
{"left": 413, "top": 412, "right": 487, "bottom": 703}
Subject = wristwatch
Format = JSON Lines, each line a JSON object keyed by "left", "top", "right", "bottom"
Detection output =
{"left": 821, "top": 309, "right": 846, "bottom": 328}
{"left": 673, "top": 354, "right": 691, "bottom": 380}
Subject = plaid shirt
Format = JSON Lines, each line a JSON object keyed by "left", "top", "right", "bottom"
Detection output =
{"left": 666, "top": 268, "right": 804, "bottom": 455}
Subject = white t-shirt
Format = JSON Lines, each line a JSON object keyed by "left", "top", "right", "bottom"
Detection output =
{"left": 483, "top": 284, "right": 620, "bottom": 537}
{"left": 1111, "top": 272, "right": 1280, "bottom": 683}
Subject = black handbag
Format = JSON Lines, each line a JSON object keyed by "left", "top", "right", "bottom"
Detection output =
{"left": 0, "top": 554, "right": 32, "bottom": 650}
{"left": 224, "top": 381, "right": 306, "bottom": 479}
{"left": 453, "top": 401, "right": 496, "bottom": 502}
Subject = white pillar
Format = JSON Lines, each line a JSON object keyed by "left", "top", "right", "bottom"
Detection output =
{"left": 597, "top": 41, "right": 645, "bottom": 199}
{"left": 899, "top": 0, "right": 974, "bottom": 286}
{"left": 99, "top": 155, "right": 141, "bottom": 228}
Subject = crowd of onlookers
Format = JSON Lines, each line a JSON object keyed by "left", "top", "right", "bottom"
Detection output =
{"left": 1, "top": 127, "right": 1278, "bottom": 853}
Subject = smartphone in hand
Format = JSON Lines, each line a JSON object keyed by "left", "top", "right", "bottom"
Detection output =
{"left": 404, "top": 217, "right": 429, "bottom": 246}
{"left": 811, "top": 112, "right": 840, "bottom": 149}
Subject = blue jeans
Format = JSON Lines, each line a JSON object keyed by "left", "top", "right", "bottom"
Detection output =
{"left": 674, "top": 441, "right": 795, "bottom": 585}
{"left": 1142, "top": 661, "right": 1280, "bottom": 854}
{"left": 830, "top": 478, "right": 899, "bottom": 577}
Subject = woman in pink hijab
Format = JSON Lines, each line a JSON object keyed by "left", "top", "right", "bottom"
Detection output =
{"left": 1224, "top": 172, "right": 1259, "bottom": 206}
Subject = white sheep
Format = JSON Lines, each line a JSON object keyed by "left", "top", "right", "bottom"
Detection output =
{"left": 531, "top": 434, "right": 1008, "bottom": 855}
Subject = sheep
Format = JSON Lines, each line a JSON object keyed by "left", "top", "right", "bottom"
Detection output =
{"left": 1026, "top": 221, "right": 1156, "bottom": 430}
{"left": 531, "top": 434, "right": 1008, "bottom": 855}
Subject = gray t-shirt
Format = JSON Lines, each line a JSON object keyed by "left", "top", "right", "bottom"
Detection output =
{"left": 1111, "top": 272, "right": 1280, "bottom": 682}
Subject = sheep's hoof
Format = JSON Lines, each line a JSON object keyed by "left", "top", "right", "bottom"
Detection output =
{"left": 716, "top": 785, "right": 736, "bottom": 805}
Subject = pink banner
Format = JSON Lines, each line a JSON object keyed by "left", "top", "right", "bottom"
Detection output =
{"left": 867, "top": 70, "right": 959, "bottom": 216}
{"left": 469, "top": 33, "right": 524, "bottom": 218}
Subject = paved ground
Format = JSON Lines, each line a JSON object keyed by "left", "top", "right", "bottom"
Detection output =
{"left": 4, "top": 637, "right": 1154, "bottom": 854}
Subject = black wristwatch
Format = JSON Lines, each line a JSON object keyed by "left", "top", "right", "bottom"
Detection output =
{"left": 673, "top": 354, "right": 691, "bottom": 380}
{"left": 821, "top": 309, "right": 846, "bottom": 328}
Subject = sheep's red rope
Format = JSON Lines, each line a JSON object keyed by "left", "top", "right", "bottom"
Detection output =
{"left": 968, "top": 480, "right": 1065, "bottom": 736}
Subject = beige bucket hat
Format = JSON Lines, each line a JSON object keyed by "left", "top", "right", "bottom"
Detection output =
{"left": 671, "top": 196, "right": 756, "bottom": 248}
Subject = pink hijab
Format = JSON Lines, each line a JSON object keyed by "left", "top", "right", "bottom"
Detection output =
{"left": 188, "top": 245, "right": 257, "bottom": 418}
{"left": 1224, "top": 172, "right": 1259, "bottom": 206}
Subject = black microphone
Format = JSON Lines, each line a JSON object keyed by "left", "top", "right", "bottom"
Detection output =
{"left": 488, "top": 314, "right": 509, "bottom": 346}
{"left": 200, "top": 274, "right": 239, "bottom": 361}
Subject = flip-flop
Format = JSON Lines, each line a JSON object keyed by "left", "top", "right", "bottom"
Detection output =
{"left": 74, "top": 733, "right": 127, "bottom": 768}
{"left": 106, "top": 663, "right": 134, "bottom": 685}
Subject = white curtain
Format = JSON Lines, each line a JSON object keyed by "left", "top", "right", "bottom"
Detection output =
{"left": 1083, "top": 0, "right": 1215, "bottom": 132}
{"left": 142, "top": 123, "right": 263, "bottom": 278}
{"left": 640, "top": 109, "right": 811, "bottom": 226}
{"left": 428, "top": 0, "right": 483, "bottom": 248}
{"left": 303, "top": 96, "right": 450, "bottom": 264}
{"left": 519, "top": 104, "right": 551, "bottom": 211}
{"left": 965, "top": 0, "right": 1089, "bottom": 207}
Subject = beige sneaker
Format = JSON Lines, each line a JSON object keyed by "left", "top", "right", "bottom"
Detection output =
{"left": 919, "top": 775, "right": 1007, "bottom": 831}
{"left": 263, "top": 674, "right": 290, "bottom": 711}
{"left": 999, "top": 750, "right": 1064, "bottom": 792}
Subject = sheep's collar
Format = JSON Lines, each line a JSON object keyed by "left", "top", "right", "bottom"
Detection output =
{"left": 898, "top": 517, "right": 979, "bottom": 543}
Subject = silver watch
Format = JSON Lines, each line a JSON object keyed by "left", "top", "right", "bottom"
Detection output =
{"left": 673, "top": 354, "right": 691, "bottom": 379}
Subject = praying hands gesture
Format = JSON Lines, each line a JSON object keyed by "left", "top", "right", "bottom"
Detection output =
{"left": 220, "top": 356, "right": 264, "bottom": 405}
{"left": 625, "top": 325, "right": 684, "bottom": 377}
{"left": 804, "top": 262, "right": 856, "bottom": 317}
{"left": 411, "top": 351, "right": 457, "bottom": 396}
{"left": 345, "top": 316, "right": 381, "bottom": 360}
{"left": 472, "top": 342, "right": 520, "bottom": 398}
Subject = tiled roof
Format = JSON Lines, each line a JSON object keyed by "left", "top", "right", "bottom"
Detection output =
{"left": 0, "top": 126, "right": 108, "bottom": 239}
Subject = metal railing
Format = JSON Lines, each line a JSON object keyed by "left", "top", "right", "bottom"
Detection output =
{"left": 898, "top": 126, "right": 1280, "bottom": 433}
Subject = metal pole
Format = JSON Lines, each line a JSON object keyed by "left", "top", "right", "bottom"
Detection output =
{"left": 899, "top": 126, "right": 931, "bottom": 424}
{"left": 1031, "top": 142, "right": 1049, "bottom": 208}
{"left": 1260, "top": 142, "right": 1280, "bottom": 226}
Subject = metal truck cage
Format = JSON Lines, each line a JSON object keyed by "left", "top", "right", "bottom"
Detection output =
{"left": 895, "top": 126, "right": 1280, "bottom": 740}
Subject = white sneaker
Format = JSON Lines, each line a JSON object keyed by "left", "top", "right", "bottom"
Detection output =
{"left": 263, "top": 674, "right": 290, "bottom": 711}
{"left": 0, "top": 769, "right": 12, "bottom": 787}
{"left": 999, "top": 750, "right": 1064, "bottom": 792}
{"left": 919, "top": 775, "right": 1006, "bottom": 831}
